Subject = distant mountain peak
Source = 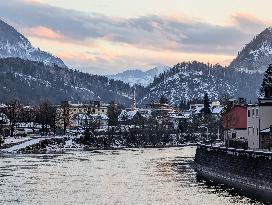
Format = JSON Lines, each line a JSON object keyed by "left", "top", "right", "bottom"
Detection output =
{"left": 108, "top": 65, "right": 169, "bottom": 87}
{"left": 230, "top": 27, "right": 272, "bottom": 73}
{"left": 0, "top": 19, "right": 66, "bottom": 68}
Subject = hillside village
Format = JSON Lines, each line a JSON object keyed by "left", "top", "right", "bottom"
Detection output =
{"left": 0, "top": 90, "right": 225, "bottom": 153}
{"left": 2, "top": 62, "right": 272, "bottom": 153}
{"left": 0, "top": 20, "right": 272, "bottom": 153}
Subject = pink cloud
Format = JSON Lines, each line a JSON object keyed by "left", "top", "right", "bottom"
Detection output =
{"left": 24, "top": 26, "right": 64, "bottom": 40}
{"left": 24, "top": 0, "right": 44, "bottom": 4}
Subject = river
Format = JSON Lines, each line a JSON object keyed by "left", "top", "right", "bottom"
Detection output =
{"left": 0, "top": 147, "right": 265, "bottom": 205}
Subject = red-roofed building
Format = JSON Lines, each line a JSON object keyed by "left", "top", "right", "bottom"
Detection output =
{"left": 223, "top": 102, "right": 248, "bottom": 147}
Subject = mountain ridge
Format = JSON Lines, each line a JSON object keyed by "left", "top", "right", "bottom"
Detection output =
{"left": 230, "top": 27, "right": 272, "bottom": 73}
{"left": 0, "top": 19, "right": 270, "bottom": 105}
{"left": 107, "top": 66, "right": 169, "bottom": 87}
{"left": 0, "top": 19, "right": 66, "bottom": 68}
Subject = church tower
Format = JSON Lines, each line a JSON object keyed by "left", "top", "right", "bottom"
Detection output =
{"left": 131, "top": 89, "right": 136, "bottom": 111}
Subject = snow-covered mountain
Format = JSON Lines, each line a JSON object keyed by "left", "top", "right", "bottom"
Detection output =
{"left": 139, "top": 27, "right": 272, "bottom": 105}
{"left": 0, "top": 58, "right": 137, "bottom": 105}
{"left": 0, "top": 18, "right": 269, "bottom": 105}
{"left": 230, "top": 27, "right": 272, "bottom": 73}
{"left": 140, "top": 61, "right": 263, "bottom": 105}
{"left": 108, "top": 66, "right": 169, "bottom": 87}
{"left": 0, "top": 19, "right": 66, "bottom": 68}
{"left": 0, "top": 20, "right": 138, "bottom": 105}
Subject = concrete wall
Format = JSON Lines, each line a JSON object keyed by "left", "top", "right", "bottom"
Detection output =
{"left": 195, "top": 145, "right": 272, "bottom": 183}
{"left": 223, "top": 129, "right": 247, "bottom": 144}
{"left": 259, "top": 105, "right": 272, "bottom": 130}
{"left": 195, "top": 145, "right": 272, "bottom": 200}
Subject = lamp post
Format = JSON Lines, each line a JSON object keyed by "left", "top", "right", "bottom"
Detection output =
{"left": 217, "top": 126, "right": 220, "bottom": 141}
{"left": 200, "top": 125, "right": 209, "bottom": 144}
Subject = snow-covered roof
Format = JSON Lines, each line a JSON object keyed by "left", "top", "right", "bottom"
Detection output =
{"left": 119, "top": 110, "right": 138, "bottom": 120}
{"left": 212, "top": 107, "right": 223, "bottom": 114}
{"left": 211, "top": 101, "right": 221, "bottom": 107}
{"left": 260, "top": 128, "right": 271, "bottom": 133}
{"left": 90, "top": 113, "right": 109, "bottom": 120}
{"left": 193, "top": 107, "right": 203, "bottom": 114}
{"left": 15, "top": 122, "right": 42, "bottom": 128}
{"left": 0, "top": 104, "right": 7, "bottom": 108}
{"left": 0, "top": 113, "right": 9, "bottom": 123}
{"left": 182, "top": 113, "right": 191, "bottom": 118}
{"left": 74, "top": 113, "right": 109, "bottom": 120}
{"left": 74, "top": 113, "right": 91, "bottom": 120}
{"left": 127, "top": 110, "right": 138, "bottom": 118}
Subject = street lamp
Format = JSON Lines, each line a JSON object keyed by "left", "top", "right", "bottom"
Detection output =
{"left": 199, "top": 125, "right": 209, "bottom": 144}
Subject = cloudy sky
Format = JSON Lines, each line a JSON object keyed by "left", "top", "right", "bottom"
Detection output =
{"left": 1, "top": 0, "right": 271, "bottom": 74}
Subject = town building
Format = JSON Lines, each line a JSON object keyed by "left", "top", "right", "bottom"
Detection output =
{"left": 223, "top": 101, "right": 248, "bottom": 146}
{"left": 245, "top": 77, "right": 272, "bottom": 149}
{"left": 57, "top": 101, "right": 109, "bottom": 129}
{"left": 190, "top": 103, "right": 204, "bottom": 114}
{"left": 223, "top": 93, "right": 272, "bottom": 149}
{"left": 246, "top": 104, "right": 260, "bottom": 149}
{"left": 72, "top": 113, "right": 108, "bottom": 129}
{"left": 151, "top": 102, "right": 174, "bottom": 116}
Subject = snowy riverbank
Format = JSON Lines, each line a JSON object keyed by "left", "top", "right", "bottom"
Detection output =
{"left": 0, "top": 135, "right": 198, "bottom": 154}
{"left": 0, "top": 136, "right": 84, "bottom": 154}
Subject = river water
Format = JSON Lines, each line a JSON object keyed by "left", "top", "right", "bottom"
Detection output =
{"left": 0, "top": 147, "right": 265, "bottom": 205}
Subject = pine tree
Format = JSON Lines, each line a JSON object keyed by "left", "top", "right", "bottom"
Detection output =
{"left": 108, "top": 101, "right": 120, "bottom": 126}
{"left": 0, "top": 135, "right": 3, "bottom": 147}
{"left": 260, "top": 64, "right": 272, "bottom": 97}
{"left": 159, "top": 95, "right": 169, "bottom": 104}
{"left": 201, "top": 93, "right": 211, "bottom": 115}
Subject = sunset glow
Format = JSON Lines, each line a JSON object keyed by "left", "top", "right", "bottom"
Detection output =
{"left": 1, "top": 0, "right": 271, "bottom": 74}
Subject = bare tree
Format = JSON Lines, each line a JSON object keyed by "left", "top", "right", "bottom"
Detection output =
{"left": 4, "top": 100, "right": 23, "bottom": 137}
{"left": 60, "top": 102, "right": 70, "bottom": 135}
{"left": 35, "top": 100, "right": 57, "bottom": 136}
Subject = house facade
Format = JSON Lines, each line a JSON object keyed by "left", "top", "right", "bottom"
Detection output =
{"left": 223, "top": 104, "right": 248, "bottom": 146}
{"left": 57, "top": 101, "right": 109, "bottom": 129}
{"left": 247, "top": 104, "right": 260, "bottom": 149}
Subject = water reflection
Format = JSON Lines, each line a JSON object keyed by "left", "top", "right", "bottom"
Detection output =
{"left": 0, "top": 147, "right": 267, "bottom": 205}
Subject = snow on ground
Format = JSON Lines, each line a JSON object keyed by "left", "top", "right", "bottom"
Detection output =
{"left": 2, "top": 138, "right": 46, "bottom": 153}
{"left": 64, "top": 138, "right": 82, "bottom": 149}
{"left": 4, "top": 137, "right": 31, "bottom": 145}
{"left": 1, "top": 135, "right": 82, "bottom": 153}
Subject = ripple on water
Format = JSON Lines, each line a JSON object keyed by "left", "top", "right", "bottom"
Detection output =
{"left": 0, "top": 147, "right": 267, "bottom": 205}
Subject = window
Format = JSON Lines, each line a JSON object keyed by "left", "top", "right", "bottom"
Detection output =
{"left": 232, "top": 133, "right": 236, "bottom": 138}
{"left": 252, "top": 109, "right": 255, "bottom": 117}
{"left": 256, "top": 109, "right": 259, "bottom": 117}
{"left": 248, "top": 110, "right": 250, "bottom": 117}
{"left": 257, "top": 128, "right": 259, "bottom": 136}
{"left": 102, "top": 110, "right": 104, "bottom": 112}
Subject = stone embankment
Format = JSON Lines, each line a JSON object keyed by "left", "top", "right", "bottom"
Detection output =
{"left": 195, "top": 144, "right": 272, "bottom": 201}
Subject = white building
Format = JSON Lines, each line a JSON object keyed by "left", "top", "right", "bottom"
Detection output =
{"left": 246, "top": 97, "right": 272, "bottom": 149}
{"left": 190, "top": 103, "right": 204, "bottom": 114}
{"left": 247, "top": 104, "right": 260, "bottom": 149}
{"left": 72, "top": 113, "right": 109, "bottom": 129}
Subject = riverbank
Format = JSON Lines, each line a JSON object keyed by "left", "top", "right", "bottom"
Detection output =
{"left": 0, "top": 135, "right": 198, "bottom": 154}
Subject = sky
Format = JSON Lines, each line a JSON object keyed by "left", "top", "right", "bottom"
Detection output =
{"left": 0, "top": 0, "right": 272, "bottom": 74}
